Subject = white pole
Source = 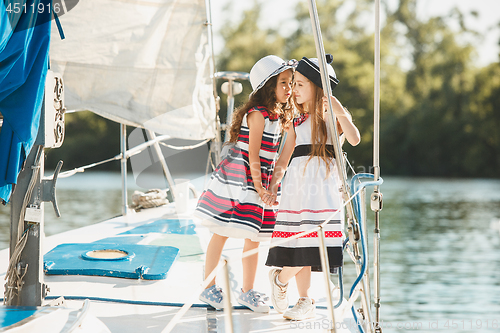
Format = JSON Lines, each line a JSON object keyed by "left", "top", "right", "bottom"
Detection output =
{"left": 205, "top": 0, "right": 222, "bottom": 165}
{"left": 222, "top": 259, "right": 234, "bottom": 333}
{"left": 306, "top": 0, "right": 357, "bottom": 227}
{"left": 120, "top": 124, "right": 128, "bottom": 215}
{"left": 373, "top": 0, "right": 381, "bottom": 183}
{"left": 146, "top": 130, "right": 178, "bottom": 201}
{"left": 306, "top": 2, "right": 359, "bottom": 330}
{"left": 318, "top": 225, "right": 337, "bottom": 333}
{"left": 373, "top": 0, "right": 383, "bottom": 329}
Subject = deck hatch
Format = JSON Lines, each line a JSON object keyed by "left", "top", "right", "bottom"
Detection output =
{"left": 82, "top": 249, "right": 133, "bottom": 261}
{"left": 43, "top": 243, "right": 179, "bottom": 280}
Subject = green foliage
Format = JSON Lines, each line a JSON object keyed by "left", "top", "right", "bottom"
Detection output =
{"left": 215, "top": 2, "right": 287, "bottom": 122}
{"left": 217, "top": 2, "right": 286, "bottom": 72}
{"left": 466, "top": 62, "right": 500, "bottom": 176}
{"left": 50, "top": 0, "right": 500, "bottom": 178}
{"left": 283, "top": 0, "right": 378, "bottom": 170}
{"left": 381, "top": 0, "right": 492, "bottom": 177}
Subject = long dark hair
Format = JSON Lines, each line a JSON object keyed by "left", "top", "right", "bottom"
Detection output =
{"left": 228, "top": 74, "right": 293, "bottom": 143}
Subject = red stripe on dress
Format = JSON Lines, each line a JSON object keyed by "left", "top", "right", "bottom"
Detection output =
{"left": 262, "top": 210, "right": 277, "bottom": 224}
{"left": 230, "top": 148, "right": 276, "bottom": 164}
{"left": 238, "top": 133, "right": 280, "bottom": 144}
{"left": 201, "top": 192, "right": 259, "bottom": 210}
{"left": 218, "top": 167, "right": 247, "bottom": 179}
{"left": 198, "top": 197, "right": 263, "bottom": 220}
{"left": 249, "top": 106, "right": 270, "bottom": 119}
{"left": 198, "top": 199, "right": 232, "bottom": 214}
{"left": 236, "top": 142, "right": 279, "bottom": 153}
{"left": 271, "top": 231, "right": 343, "bottom": 238}
{"left": 237, "top": 134, "right": 280, "bottom": 150}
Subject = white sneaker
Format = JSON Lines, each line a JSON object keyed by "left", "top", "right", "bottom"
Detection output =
{"left": 283, "top": 298, "right": 315, "bottom": 320}
{"left": 269, "top": 268, "right": 289, "bottom": 313}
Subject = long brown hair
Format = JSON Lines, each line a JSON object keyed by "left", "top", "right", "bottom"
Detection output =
{"left": 294, "top": 84, "right": 342, "bottom": 177}
{"left": 228, "top": 74, "right": 293, "bottom": 143}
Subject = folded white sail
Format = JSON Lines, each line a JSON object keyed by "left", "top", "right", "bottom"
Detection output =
{"left": 50, "top": 0, "right": 216, "bottom": 140}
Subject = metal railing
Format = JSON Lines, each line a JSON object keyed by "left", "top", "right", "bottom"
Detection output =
{"left": 160, "top": 172, "right": 382, "bottom": 333}
{"left": 160, "top": 0, "right": 384, "bottom": 330}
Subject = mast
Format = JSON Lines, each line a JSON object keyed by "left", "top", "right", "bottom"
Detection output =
{"left": 205, "top": 0, "right": 223, "bottom": 165}
{"left": 306, "top": 1, "right": 352, "bottom": 331}
{"left": 5, "top": 72, "right": 65, "bottom": 306}
{"left": 306, "top": 1, "right": 383, "bottom": 332}
{"left": 305, "top": 0, "right": 357, "bottom": 235}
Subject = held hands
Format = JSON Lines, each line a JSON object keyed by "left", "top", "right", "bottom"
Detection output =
{"left": 257, "top": 186, "right": 278, "bottom": 206}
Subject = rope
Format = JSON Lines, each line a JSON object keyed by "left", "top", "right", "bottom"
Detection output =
{"left": 130, "top": 189, "right": 169, "bottom": 211}
{"left": 34, "top": 138, "right": 376, "bottom": 331}
{"left": 160, "top": 170, "right": 384, "bottom": 332}
{"left": 0, "top": 295, "right": 333, "bottom": 311}
{"left": 344, "top": 152, "right": 357, "bottom": 176}
{"left": 159, "top": 139, "right": 209, "bottom": 151}
{"left": 56, "top": 139, "right": 210, "bottom": 180}
{"left": 57, "top": 156, "right": 121, "bottom": 179}
{"left": 4, "top": 146, "right": 43, "bottom": 305}
{"left": 161, "top": 184, "right": 364, "bottom": 333}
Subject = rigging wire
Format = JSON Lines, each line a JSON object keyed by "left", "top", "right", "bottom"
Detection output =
{"left": 159, "top": 139, "right": 209, "bottom": 151}
{"left": 349, "top": 174, "right": 384, "bottom": 333}
{"left": 55, "top": 139, "right": 209, "bottom": 179}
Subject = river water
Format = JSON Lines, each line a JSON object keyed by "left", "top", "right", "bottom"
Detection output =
{"left": 1, "top": 172, "right": 499, "bottom": 332}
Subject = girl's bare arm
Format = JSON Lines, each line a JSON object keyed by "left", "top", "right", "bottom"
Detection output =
{"left": 324, "top": 95, "right": 361, "bottom": 146}
{"left": 246, "top": 111, "right": 274, "bottom": 200}
{"left": 268, "top": 126, "right": 296, "bottom": 197}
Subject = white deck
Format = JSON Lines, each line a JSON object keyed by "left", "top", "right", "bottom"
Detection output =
{"left": 0, "top": 202, "right": 357, "bottom": 332}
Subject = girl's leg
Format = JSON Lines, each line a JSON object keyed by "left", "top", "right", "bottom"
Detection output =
{"left": 204, "top": 233, "right": 228, "bottom": 287}
{"left": 242, "top": 238, "right": 259, "bottom": 292}
{"left": 283, "top": 266, "right": 315, "bottom": 320}
{"left": 295, "top": 266, "right": 312, "bottom": 298}
{"left": 278, "top": 266, "right": 303, "bottom": 285}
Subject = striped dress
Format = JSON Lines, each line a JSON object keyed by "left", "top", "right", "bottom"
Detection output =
{"left": 194, "top": 106, "right": 281, "bottom": 241}
{"left": 266, "top": 114, "right": 344, "bottom": 272}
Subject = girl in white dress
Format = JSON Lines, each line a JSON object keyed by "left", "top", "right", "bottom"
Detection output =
{"left": 264, "top": 55, "right": 360, "bottom": 320}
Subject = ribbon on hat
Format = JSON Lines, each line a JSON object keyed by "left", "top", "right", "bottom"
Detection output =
{"left": 282, "top": 59, "right": 298, "bottom": 67}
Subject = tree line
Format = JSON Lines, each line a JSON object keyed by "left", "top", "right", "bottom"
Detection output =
{"left": 47, "top": 0, "right": 500, "bottom": 178}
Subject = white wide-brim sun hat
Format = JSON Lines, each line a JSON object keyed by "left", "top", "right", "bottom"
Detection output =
{"left": 250, "top": 55, "right": 297, "bottom": 96}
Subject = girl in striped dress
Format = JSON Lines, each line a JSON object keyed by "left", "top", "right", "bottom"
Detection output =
{"left": 264, "top": 55, "right": 361, "bottom": 320}
{"left": 195, "top": 55, "right": 295, "bottom": 312}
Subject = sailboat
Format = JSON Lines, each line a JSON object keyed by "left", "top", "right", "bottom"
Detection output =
{"left": 0, "top": 0, "right": 384, "bottom": 332}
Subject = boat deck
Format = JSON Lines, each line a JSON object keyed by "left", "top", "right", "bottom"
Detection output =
{"left": 0, "top": 202, "right": 356, "bottom": 332}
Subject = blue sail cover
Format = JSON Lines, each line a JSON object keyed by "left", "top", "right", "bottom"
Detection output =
{"left": 0, "top": 0, "right": 52, "bottom": 203}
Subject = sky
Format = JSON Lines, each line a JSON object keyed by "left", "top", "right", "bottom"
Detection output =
{"left": 210, "top": 0, "right": 500, "bottom": 67}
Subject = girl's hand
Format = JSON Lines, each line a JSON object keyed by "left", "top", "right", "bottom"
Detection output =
{"left": 322, "top": 95, "right": 361, "bottom": 146}
{"left": 322, "top": 95, "right": 345, "bottom": 117}
{"left": 257, "top": 187, "right": 278, "bottom": 206}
